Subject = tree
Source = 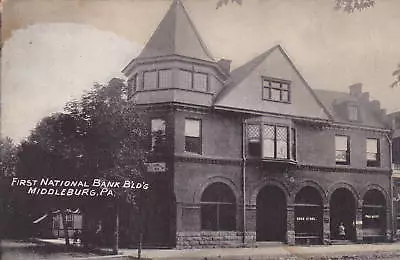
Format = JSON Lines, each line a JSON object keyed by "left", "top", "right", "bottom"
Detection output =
{"left": 19, "top": 78, "right": 149, "bottom": 251}
{"left": 24, "top": 112, "right": 87, "bottom": 247}
{"left": 0, "top": 137, "right": 18, "bottom": 240}
{"left": 65, "top": 78, "right": 149, "bottom": 254}
{"left": 0, "top": 137, "right": 18, "bottom": 177}
{"left": 217, "top": 0, "right": 376, "bottom": 11}
{"left": 334, "top": 0, "right": 375, "bottom": 13}
{"left": 391, "top": 64, "right": 400, "bottom": 88}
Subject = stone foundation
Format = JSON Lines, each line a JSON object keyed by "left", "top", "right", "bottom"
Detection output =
{"left": 176, "top": 231, "right": 256, "bottom": 249}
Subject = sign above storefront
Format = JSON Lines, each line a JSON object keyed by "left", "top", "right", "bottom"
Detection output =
{"left": 146, "top": 162, "right": 167, "bottom": 173}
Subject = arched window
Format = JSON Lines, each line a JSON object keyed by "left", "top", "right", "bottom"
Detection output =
{"left": 201, "top": 182, "right": 236, "bottom": 231}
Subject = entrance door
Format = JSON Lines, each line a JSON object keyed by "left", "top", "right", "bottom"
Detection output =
{"left": 256, "top": 185, "right": 287, "bottom": 242}
{"left": 141, "top": 177, "right": 176, "bottom": 248}
{"left": 330, "top": 188, "right": 356, "bottom": 241}
{"left": 294, "top": 187, "right": 323, "bottom": 244}
{"left": 362, "top": 189, "right": 386, "bottom": 241}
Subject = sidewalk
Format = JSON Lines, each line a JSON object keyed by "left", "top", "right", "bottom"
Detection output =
{"left": 120, "top": 243, "right": 400, "bottom": 260}
{"left": 34, "top": 239, "right": 400, "bottom": 260}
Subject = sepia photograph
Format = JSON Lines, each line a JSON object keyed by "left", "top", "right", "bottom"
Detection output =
{"left": 1, "top": 0, "right": 400, "bottom": 259}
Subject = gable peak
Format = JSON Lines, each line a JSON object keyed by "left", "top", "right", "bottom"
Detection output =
{"left": 137, "top": 0, "right": 214, "bottom": 62}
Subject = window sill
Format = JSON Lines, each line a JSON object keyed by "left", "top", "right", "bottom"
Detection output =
{"left": 245, "top": 157, "right": 297, "bottom": 167}
{"left": 183, "top": 151, "right": 203, "bottom": 156}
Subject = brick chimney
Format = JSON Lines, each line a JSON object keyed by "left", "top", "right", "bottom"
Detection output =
{"left": 217, "top": 59, "right": 232, "bottom": 75}
{"left": 371, "top": 100, "right": 381, "bottom": 111}
{"left": 361, "top": 92, "right": 369, "bottom": 102}
{"left": 349, "top": 83, "right": 362, "bottom": 97}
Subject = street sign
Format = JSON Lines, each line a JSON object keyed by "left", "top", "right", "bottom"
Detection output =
{"left": 145, "top": 162, "right": 167, "bottom": 173}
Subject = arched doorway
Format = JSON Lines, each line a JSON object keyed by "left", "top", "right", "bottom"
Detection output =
{"left": 200, "top": 182, "right": 236, "bottom": 231}
{"left": 294, "top": 186, "right": 323, "bottom": 244}
{"left": 362, "top": 189, "right": 386, "bottom": 242}
{"left": 141, "top": 177, "right": 176, "bottom": 248}
{"left": 256, "top": 185, "right": 287, "bottom": 242}
{"left": 330, "top": 188, "right": 356, "bottom": 241}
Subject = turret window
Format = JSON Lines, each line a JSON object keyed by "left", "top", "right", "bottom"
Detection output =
{"left": 142, "top": 69, "right": 173, "bottom": 89}
{"left": 143, "top": 71, "right": 158, "bottom": 89}
{"left": 179, "top": 69, "right": 209, "bottom": 92}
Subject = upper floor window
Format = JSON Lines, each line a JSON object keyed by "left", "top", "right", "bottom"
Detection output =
{"left": 335, "top": 135, "right": 350, "bottom": 165}
{"left": 185, "top": 118, "right": 202, "bottom": 154}
{"left": 262, "top": 78, "right": 290, "bottom": 103}
{"left": 246, "top": 123, "right": 295, "bottom": 160}
{"left": 291, "top": 128, "right": 297, "bottom": 161}
{"left": 367, "top": 138, "right": 380, "bottom": 167}
{"left": 247, "top": 124, "right": 261, "bottom": 157}
{"left": 128, "top": 74, "right": 138, "bottom": 94}
{"left": 151, "top": 119, "right": 167, "bottom": 154}
{"left": 143, "top": 69, "right": 172, "bottom": 90}
{"left": 348, "top": 104, "right": 359, "bottom": 121}
{"left": 179, "top": 70, "right": 208, "bottom": 92}
{"left": 393, "top": 138, "right": 400, "bottom": 164}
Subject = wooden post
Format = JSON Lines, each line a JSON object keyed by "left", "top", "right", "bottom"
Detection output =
{"left": 61, "top": 210, "right": 70, "bottom": 247}
{"left": 112, "top": 202, "right": 120, "bottom": 255}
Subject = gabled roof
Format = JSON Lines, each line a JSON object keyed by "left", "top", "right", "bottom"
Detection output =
{"left": 314, "top": 89, "right": 388, "bottom": 128}
{"left": 214, "top": 46, "right": 278, "bottom": 103}
{"left": 137, "top": 0, "right": 214, "bottom": 62}
{"left": 213, "top": 45, "right": 332, "bottom": 121}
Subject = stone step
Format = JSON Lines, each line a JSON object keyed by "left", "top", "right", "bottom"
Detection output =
{"left": 329, "top": 239, "right": 354, "bottom": 245}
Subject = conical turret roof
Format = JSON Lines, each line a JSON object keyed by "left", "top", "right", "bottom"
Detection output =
{"left": 137, "top": 0, "right": 214, "bottom": 62}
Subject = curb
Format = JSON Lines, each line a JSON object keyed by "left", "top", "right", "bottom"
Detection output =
{"left": 71, "top": 255, "right": 134, "bottom": 260}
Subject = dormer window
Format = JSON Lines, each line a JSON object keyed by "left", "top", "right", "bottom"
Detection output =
{"left": 262, "top": 77, "right": 290, "bottom": 103}
{"left": 348, "top": 104, "right": 359, "bottom": 121}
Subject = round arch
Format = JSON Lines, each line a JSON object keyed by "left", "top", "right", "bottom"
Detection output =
{"left": 327, "top": 182, "right": 360, "bottom": 207}
{"left": 361, "top": 187, "right": 387, "bottom": 241}
{"left": 293, "top": 185, "right": 324, "bottom": 244}
{"left": 193, "top": 176, "right": 240, "bottom": 204}
{"left": 200, "top": 182, "right": 237, "bottom": 231}
{"left": 329, "top": 185, "right": 358, "bottom": 241}
{"left": 292, "top": 180, "right": 327, "bottom": 206}
{"left": 250, "top": 178, "right": 290, "bottom": 206}
{"left": 256, "top": 184, "right": 287, "bottom": 242}
{"left": 360, "top": 184, "right": 389, "bottom": 208}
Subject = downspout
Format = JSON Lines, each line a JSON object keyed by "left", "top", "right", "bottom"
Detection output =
{"left": 385, "top": 133, "right": 394, "bottom": 241}
{"left": 242, "top": 118, "right": 247, "bottom": 245}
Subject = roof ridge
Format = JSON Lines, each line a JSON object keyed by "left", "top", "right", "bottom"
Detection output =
{"left": 177, "top": 0, "right": 214, "bottom": 61}
{"left": 213, "top": 45, "right": 279, "bottom": 104}
{"left": 134, "top": 0, "right": 213, "bottom": 62}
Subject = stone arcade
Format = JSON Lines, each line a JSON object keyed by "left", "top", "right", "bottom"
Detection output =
{"left": 122, "top": 0, "right": 393, "bottom": 248}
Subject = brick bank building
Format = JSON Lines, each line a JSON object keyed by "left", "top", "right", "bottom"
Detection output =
{"left": 122, "top": 0, "right": 393, "bottom": 248}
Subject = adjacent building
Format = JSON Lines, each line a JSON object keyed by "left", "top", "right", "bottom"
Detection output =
{"left": 122, "top": 0, "right": 393, "bottom": 248}
{"left": 389, "top": 111, "right": 400, "bottom": 237}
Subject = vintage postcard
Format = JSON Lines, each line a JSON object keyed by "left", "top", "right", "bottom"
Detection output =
{"left": 1, "top": 0, "right": 400, "bottom": 259}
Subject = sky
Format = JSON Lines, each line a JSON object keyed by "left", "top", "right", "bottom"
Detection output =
{"left": 2, "top": 0, "right": 400, "bottom": 142}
